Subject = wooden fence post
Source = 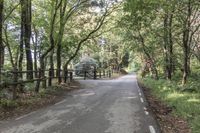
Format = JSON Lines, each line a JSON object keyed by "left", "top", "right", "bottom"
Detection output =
{"left": 64, "top": 69, "right": 68, "bottom": 83}
{"left": 57, "top": 69, "right": 62, "bottom": 84}
{"left": 106, "top": 70, "right": 109, "bottom": 77}
{"left": 84, "top": 71, "right": 86, "bottom": 80}
{"left": 12, "top": 68, "right": 18, "bottom": 100}
{"left": 103, "top": 70, "right": 105, "bottom": 77}
{"left": 48, "top": 68, "right": 52, "bottom": 86}
{"left": 94, "top": 68, "right": 97, "bottom": 80}
{"left": 99, "top": 69, "right": 101, "bottom": 78}
{"left": 70, "top": 71, "right": 73, "bottom": 82}
{"left": 43, "top": 76, "right": 47, "bottom": 89}
{"left": 35, "top": 68, "right": 41, "bottom": 93}
{"left": 109, "top": 70, "right": 111, "bottom": 78}
{"left": 35, "top": 69, "right": 38, "bottom": 78}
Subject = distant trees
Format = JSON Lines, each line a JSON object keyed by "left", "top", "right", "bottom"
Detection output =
{"left": 122, "top": 0, "right": 200, "bottom": 84}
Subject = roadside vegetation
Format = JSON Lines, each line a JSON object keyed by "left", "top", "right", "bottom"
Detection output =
{"left": 142, "top": 74, "right": 200, "bottom": 133}
{"left": 0, "top": 81, "right": 80, "bottom": 120}
{"left": 119, "top": 0, "right": 200, "bottom": 132}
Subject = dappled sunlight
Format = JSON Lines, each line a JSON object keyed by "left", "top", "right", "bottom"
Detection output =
{"left": 187, "top": 98, "right": 200, "bottom": 103}
{"left": 166, "top": 92, "right": 186, "bottom": 100}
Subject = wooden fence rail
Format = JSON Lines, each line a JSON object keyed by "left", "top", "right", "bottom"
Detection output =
{"left": 0, "top": 68, "right": 113, "bottom": 99}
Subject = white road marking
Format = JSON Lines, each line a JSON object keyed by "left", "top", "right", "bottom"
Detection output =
{"left": 139, "top": 92, "right": 142, "bottom": 96}
{"left": 149, "top": 125, "right": 156, "bottom": 133}
{"left": 123, "top": 96, "right": 137, "bottom": 99}
{"left": 54, "top": 99, "right": 67, "bottom": 105}
{"left": 15, "top": 111, "right": 36, "bottom": 121}
{"left": 144, "top": 111, "right": 149, "bottom": 115}
{"left": 143, "top": 107, "right": 147, "bottom": 110}
{"left": 140, "top": 98, "right": 144, "bottom": 103}
{"left": 79, "top": 92, "right": 95, "bottom": 97}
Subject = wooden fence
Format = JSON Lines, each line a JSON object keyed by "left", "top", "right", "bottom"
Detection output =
{"left": 0, "top": 68, "right": 114, "bottom": 98}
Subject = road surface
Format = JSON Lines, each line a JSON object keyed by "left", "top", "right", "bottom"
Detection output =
{"left": 0, "top": 74, "right": 160, "bottom": 133}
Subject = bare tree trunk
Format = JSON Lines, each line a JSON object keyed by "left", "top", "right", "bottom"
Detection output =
{"left": 56, "top": 43, "right": 62, "bottom": 83}
{"left": 163, "top": 11, "right": 170, "bottom": 79}
{"left": 32, "top": 25, "right": 38, "bottom": 78}
{"left": 24, "top": 0, "right": 33, "bottom": 79}
{"left": 50, "top": 50, "right": 54, "bottom": 77}
{"left": 0, "top": 0, "right": 4, "bottom": 81}
{"left": 182, "top": 0, "right": 191, "bottom": 85}
{"left": 163, "top": 6, "right": 174, "bottom": 80}
{"left": 18, "top": 0, "right": 25, "bottom": 79}
{"left": 168, "top": 13, "right": 174, "bottom": 77}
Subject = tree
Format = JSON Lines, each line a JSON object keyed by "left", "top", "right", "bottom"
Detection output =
{"left": 21, "top": 0, "right": 33, "bottom": 79}
{"left": 0, "top": 0, "right": 4, "bottom": 81}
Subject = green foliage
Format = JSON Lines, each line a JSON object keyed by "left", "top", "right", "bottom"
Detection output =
{"left": 0, "top": 99, "right": 18, "bottom": 109}
{"left": 142, "top": 77, "right": 200, "bottom": 133}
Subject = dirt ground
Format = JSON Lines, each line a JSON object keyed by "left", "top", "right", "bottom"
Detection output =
{"left": 0, "top": 81, "right": 80, "bottom": 121}
{"left": 138, "top": 81, "right": 191, "bottom": 133}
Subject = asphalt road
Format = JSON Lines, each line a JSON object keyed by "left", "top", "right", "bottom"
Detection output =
{"left": 0, "top": 74, "right": 160, "bottom": 133}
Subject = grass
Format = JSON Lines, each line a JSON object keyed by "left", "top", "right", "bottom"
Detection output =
{"left": 0, "top": 85, "right": 63, "bottom": 109}
{"left": 141, "top": 77, "right": 200, "bottom": 133}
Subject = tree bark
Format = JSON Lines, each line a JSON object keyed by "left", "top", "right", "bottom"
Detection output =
{"left": 20, "top": 0, "right": 33, "bottom": 79}
{"left": 182, "top": 0, "right": 191, "bottom": 85}
{"left": 163, "top": 11, "right": 170, "bottom": 79}
{"left": 168, "top": 13, "right": 174, "bottom": 77}
{"left": 24, "top": 0, "right": 33, "bottom": 79}
{"left": 32, "top": 25, "right": 38, "bottom": 78}
{"left": 56, "top": 4, "right": 65, "bottom": 84}
{"left": 18, "top": 0, "right": 25, "bottom": 78}
{"left": 0, "top": 0, "right": 4, "bottom": 81}
{"left": 50, "top": 50, "right": 54, "bottom": 77}
{"left": 163, "top": 9, "right": 174, "bottom": 80}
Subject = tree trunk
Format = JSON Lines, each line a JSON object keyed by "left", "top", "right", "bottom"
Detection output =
{"left": 163, "top": 7, "right": 174, "bottom": 80}
{"left": 182, "top": 0, "right": 191, "bottom": 85}
{"left": 56, "top": 43, "right": 62, "bottom": 83}
{"left": 163, "top": 11, "right": 170, "bottom": 79}
{"left": 24, "top": 0, "right": 33, "bottom": 79}
{"left": 0, "top": 0, "right": 4, "bottom": 81}
{"left": 32, "top": 25, "right": 38, "bottom": 78}
{"left": 56, "top": 2, "right": 67, "bottom": 84}
{"left": 50, "top": 50, "right": 54, "bottom": 77}
{"left": 168, "top": 13, "right": 173, "bottom": 77}
{"left": 18, "top": 0, "right": 25, "bottom": 79}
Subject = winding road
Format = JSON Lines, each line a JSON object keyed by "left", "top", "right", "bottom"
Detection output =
{"left": 0, "top": 74, "right": 160, "bottom": 133}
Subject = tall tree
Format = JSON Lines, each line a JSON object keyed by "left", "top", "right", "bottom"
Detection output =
{"left": 182, "top": 0, "right": 192, "bottom": 84}
{"left": 0, "top": 0, "right": 4, "bottom": 81}
{"left": 21, "top": 0, "right": 33, "bottom": 79}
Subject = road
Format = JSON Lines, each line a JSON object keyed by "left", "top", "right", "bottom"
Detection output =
{"left": 0, "top": 74, "right": 160, "bottom": 133}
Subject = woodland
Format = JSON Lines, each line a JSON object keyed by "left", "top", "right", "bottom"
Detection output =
{"left": 0, "top": 0, "right": 200, "bottom": 132}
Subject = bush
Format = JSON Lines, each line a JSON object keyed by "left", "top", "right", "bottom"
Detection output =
{"left": 0, "top": 99, "right": 18, "bottom": 109}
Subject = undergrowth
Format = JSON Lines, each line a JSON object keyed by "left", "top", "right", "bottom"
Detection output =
{"left": 142, "top": 77, "right": 200, "bottom": 133}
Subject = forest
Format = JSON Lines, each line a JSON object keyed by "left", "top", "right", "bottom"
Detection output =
{"left": 0, "top": 0, "right": 200, "bottom": 132}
